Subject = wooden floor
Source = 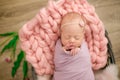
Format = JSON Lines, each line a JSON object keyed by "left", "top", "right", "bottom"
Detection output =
{"left": 0, "top": 0, "right": 120, "bottom": 80}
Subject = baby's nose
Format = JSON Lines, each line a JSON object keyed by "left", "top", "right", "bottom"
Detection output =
{"left": 69, "top": 37, "right": 75, "bottom": 43}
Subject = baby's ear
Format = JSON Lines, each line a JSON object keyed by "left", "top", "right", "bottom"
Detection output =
{"left": 79, "top": 16, "right": 86, "bottom": 32}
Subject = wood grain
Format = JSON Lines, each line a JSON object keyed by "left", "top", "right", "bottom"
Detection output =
{"left": 0, "top": 0, "right": 120, "bottom": 79}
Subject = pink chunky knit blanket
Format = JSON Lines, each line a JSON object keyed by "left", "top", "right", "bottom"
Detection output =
{"left": 19, "top": 0, "right": 108, "bottom": 75}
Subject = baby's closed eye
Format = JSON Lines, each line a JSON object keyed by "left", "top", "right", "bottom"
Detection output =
{"left": 64, "top": 35, "right": 71, "bottom": 39}
{"left": 74, "top": 36, "right": 81, "bottom": 40}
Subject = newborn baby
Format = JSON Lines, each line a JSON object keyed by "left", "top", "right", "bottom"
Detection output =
{"left": 53, "top": 12, "right": 95, "bottom": 80}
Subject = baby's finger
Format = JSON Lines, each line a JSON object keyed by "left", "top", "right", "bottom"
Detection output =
{"left": 71, "top": 49, "right": 76, "bottom": 56}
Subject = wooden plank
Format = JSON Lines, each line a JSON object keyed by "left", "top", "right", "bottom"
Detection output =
{"left": 0, "top": 0, "right": 48, "bottom": 33}
{"left": 108, "top": 31, "right": 120, "bottom": 61}
{"left": 88, "top": 0, "right": 120, "bottom": 7}
{"left": 88, "top": 0, "right": 120, "bottom": 33}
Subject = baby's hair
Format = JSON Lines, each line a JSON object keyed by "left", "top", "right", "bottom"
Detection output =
{"left": 60, "top": 12, "right": 86, "bottom": 30}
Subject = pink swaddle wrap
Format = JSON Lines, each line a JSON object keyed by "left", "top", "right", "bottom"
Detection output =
{"left": 53, "top": 39, "right": 95, "bottom": 80}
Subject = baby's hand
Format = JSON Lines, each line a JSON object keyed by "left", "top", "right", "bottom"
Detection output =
{"left": 63, "top": 44, "right": 79, "bottom": 56}
{"left": 70, "top": 48, "right": 79, "bottom": 56}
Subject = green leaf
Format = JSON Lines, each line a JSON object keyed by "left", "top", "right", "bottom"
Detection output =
{"left": 11, "top": 50, "right": 24, "bottom": 77}
{"left": 12, "top": 35, "right": 19, "bottom": 58}
{"left": 17, "top": 50, "right": 24, "bottom": 63}
{"left": 0, "top": 32, "right": 16, "bottom": 37}
{"left": 0, "top": 35, "right": 19, "bottom": 55}
{"left": 23, "top": 60, "right": 28, "bottom": 79}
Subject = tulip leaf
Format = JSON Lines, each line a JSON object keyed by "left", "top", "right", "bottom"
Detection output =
{"left": 23, "top": 60, "right": 28, "bottom": 79}
{"left": 11, "top": 50, "right": 24, "bottom": 77}
{"left": 0, "top": 35, "right": 19, "bottom": 55}
{"left": 0, "top": 32, "right": 16, "bottom": 37}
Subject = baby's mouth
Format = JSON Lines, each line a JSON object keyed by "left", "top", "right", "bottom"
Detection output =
{"left": 66, "top": 45, "right": 75, "bottom": 51}
{"left": 69, "top": 45, "right": 75, "bottom": 48}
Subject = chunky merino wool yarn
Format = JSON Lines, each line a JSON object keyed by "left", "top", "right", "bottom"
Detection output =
{"left": 19, "top": 0, "right": 108, "bottom": 75}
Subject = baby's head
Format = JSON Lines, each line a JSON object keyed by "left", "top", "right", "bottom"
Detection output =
{"left": 60, "top": 12, "right": 86, "bottom": 49}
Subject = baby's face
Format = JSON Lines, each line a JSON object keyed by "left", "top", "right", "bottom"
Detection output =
{"left": 61, "top": 24, "right": 84, "bottom": 49}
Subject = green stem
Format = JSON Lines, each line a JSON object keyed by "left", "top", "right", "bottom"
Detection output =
{"left": 0, "top": 32, "right": 18, "bottom": 47}
{"left": 0, "top": 37, "right": 12, "bottom": 47}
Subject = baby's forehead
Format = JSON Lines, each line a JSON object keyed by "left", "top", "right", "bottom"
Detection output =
{"left": 61, "top": 25, "right": 83, "bottom": 36}
{"left": 61, "top": 12, "right": 83, "bottom": 24}
{"left": 60, "top": 12, "right": 86, "bottom": 30}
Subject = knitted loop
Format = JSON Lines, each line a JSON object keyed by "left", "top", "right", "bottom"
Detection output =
{"left": 19, "top": 0, "right": 108, "bottom": 75}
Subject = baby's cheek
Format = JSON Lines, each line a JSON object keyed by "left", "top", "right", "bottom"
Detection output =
{"left": 76, "top": 41, "right": 82, "bottom": 46}
{"left": 61, "top": 39, "right": 68, "bottom": 46}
